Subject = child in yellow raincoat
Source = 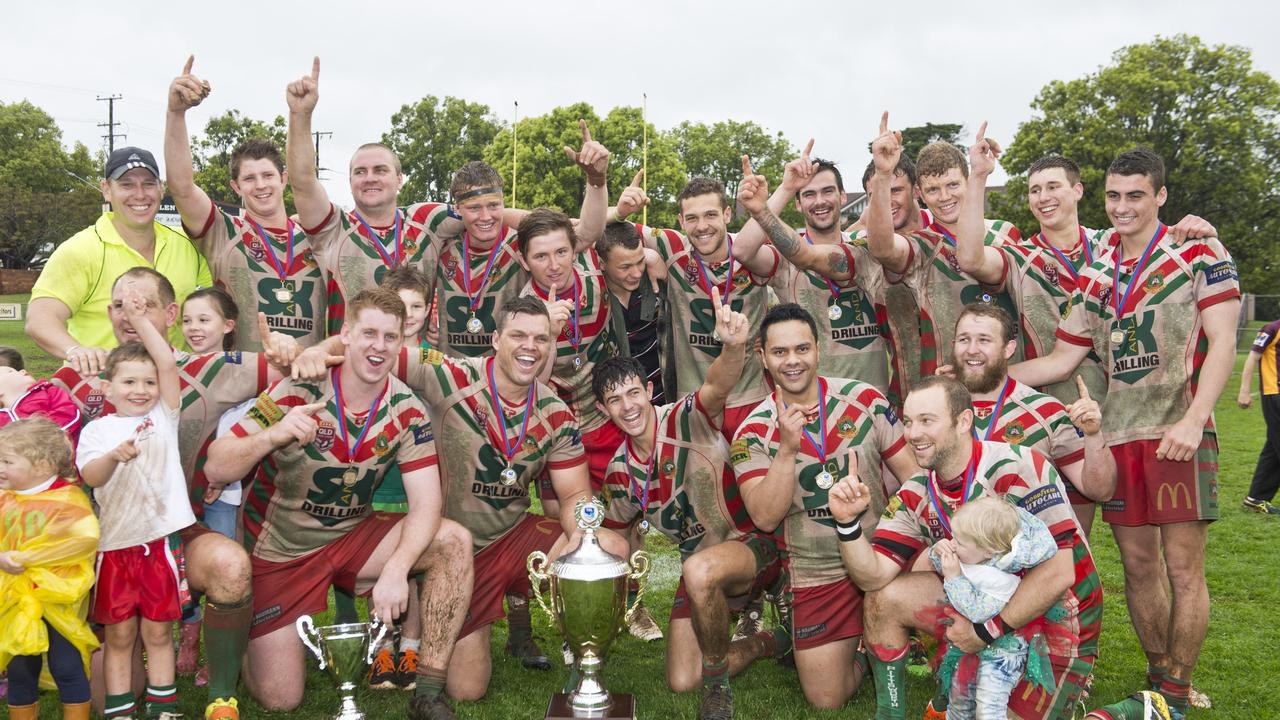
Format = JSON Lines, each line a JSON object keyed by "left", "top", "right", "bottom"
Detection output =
{"left": 0, "top": 417, "right": 100, "bottom": 720}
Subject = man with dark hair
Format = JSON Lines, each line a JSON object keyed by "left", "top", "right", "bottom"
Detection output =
{"left": 828, "top": 374, "right": 1101, "bottom": 720}
{"left": 27, "top": 144, "right": 212, "bottom": 374}
{"left": 206, "top": 287, "right": 474, "bottom": 720}
{"left": 599, "top": 206, "right": 668, "bottom": 406}
{"left": 735, "top": 146, "right": 897, "bottom": 405}
{"left": 594, "top": 290, "right": 783, "bottom": 719}
{"left": 612, "top": 174, "right": 781, "bottom": 440}
{"left": 1011, "top": 148, "right": 1240, "bottom": 719}
{"left": 730, "top": 303, "right": 918, "bottom": 710}
{"left": 164, "top": 56, "right": 327, "bottom": 350}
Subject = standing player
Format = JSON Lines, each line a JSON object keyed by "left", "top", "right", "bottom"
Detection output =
{"left": 865, "top": 114, "right": 1022, "bottom": 379}
{"left": 734, "top": 147, "right": 896, "bottom": 404}
{"left": 599, "top": 218, "right": 668, "bottom": 406}
{"left": 1238, "top": 317, "right": 1280, "bottom": 515}
{"left": 1011, "top": 149, "right": 1239, "bottom": 719}
{"left": 52, "top": 268, "right": 257, "bottom": 720}
{"left": 731, "top": 304, "right": 918, "bottom": 710}
{"left": 205, "top": 288, "right": 474, "bottom": 720}
{"left": 943, "top": 304, "right": 1114, "bottom": 533}
{"left": 164, "top": 56, "right": 327, "bottom": 350}
{"left": 613, "top": 178, "right": 781, "bottom": 439}
{"left": 829, "top": 375, "right": 1101, "bottom": 720}
{"left": 595, "top": 288, "right": 784, "bottom": 720}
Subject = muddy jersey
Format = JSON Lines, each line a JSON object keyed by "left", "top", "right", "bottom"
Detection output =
{"left": 305, "top": 202, "right": 449, "bottom": 335}
{"left": 601, "top": 391, "right": 753, "bottom": 558}
{"left": 401, "top": 352, "right": 584, "bottom": 551}
{"left": 1003, "top": 227, "right": 1110, "bottom": 404}
{"left": 873, "top": 440, "right": 1102, "bottom": 660}
{"left": 231, "top": 373, "right": 436, "bottom": 562}
{"left": 1056, "top": 230, "right": 1239, "bottom": 444}
{"left": 433, "top": 226, "right": 527, "bottom": 358}
{"left": 770, "top": 232, "right": 893, "bottom": 403}
{"left": 641, "top": 225, "right": 779, "bottom": 409}
{"left": 896, "top": 219, "right": 1023, "bottom": 377}
{"left": 519, "top": 249, "right": 615, "bottom": 434}
{"left": 52, "top": 350, "right": 270, "bottom": 499}
{"left": 971, "top": 378, "right": 1084, "bottom": 472}
{"left": 730, "top": 377, "right": 906, "bottom": 587}
{"left": 188, "top": 205, "right": 326, "bottom": 349}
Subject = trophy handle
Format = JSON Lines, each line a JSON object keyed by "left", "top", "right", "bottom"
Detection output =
{"left": 367, "top": 615, "right": 389, "bottom": 665}
{"left": 296, "top": 615, "right": 326, "bottom": 671}
{"left": 527, "top": 551, "right": 553, "bottom": 620}
{"left": 623, "top": 550, "right": 651, "bottom": 624}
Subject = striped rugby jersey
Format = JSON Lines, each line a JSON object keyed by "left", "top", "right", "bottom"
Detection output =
{"left": 971, "top": 378, "right": 1084, "bottom": 470}
{"left": 640, "top": 224, "right": 779, "bottom": 411}
{"left": 1056, "top": 230, "right": 1239, "bottom": 444}
{"left": 432, "top": 226, "right": 527, "bottom": 358}
{"left": 188, "top": 205, "right": 327, "bottom": 349}
{"left": 519, "top": 249, "right": 615, "bottom": 434}
{"left": 769, "top": 233, "right": 894, "bottom": 405}
{"left": 601, "top": 391, "right": 752, "bottom": 558}
{"left": 401, "top": 353, "right": 583, "bottom": 552}
{"left": 730, "top": 377, "right": 906, "bottom": 587}
{"left": 232, "top": 374, "right": 435, "bottom": 562}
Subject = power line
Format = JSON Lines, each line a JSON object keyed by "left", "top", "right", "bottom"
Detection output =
{"left": 97, "top": 94, "right": 123, "bottom": 153}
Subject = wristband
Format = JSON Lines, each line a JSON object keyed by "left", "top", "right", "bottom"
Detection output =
{"left": 835, "top": 518, "right": 863, "bottom": 542}
{"left": 972, "top": 617, "right": 1005, "bottom": 645}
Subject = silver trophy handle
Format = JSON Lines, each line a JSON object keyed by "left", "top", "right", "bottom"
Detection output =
{"left": 367, "top": 615, "right": 389, "bottom": 665}
{"left": 296, "top": 614, "right": 326, "bottom": 671}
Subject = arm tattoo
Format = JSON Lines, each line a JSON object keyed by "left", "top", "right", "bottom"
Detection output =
{"left": 759, "top": 210, "right": 801, "bottom": 257}
{"left": 827, "top": 249, "right": 849, "bottom": 276}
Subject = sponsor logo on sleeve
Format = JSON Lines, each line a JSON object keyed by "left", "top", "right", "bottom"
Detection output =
{"left": 1016, "top": 485, "right": 1065, "bottom": 515}
{"left": 223, "top": 351, "right": 243, "bottom": 364}
{"left": 413, "top": 425, "right": 435, "bottom": 445}
{"left": 1205, "top": 260, "right": 1238, "bottom": 286}
{"left": 246, "top": 393, "right": 284, "bottom": 428}
{"left": 684, "top": 394, "right": 695, "bottom": 413}
{"left": 882, "top": 494, "right": 903, "bottom": 520}
{"left": 421, "top": 348, "right": 445, "bottom": 366}
{"left": 729, "top": 438, "right": 750, "bottom": 466}
{"left": 884, "top": 406, "right": 899, "bottom": 425}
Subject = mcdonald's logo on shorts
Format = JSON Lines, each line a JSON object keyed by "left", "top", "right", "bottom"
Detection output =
{"left": 1155, "top": 482, "right": 1192, "bottom": 512}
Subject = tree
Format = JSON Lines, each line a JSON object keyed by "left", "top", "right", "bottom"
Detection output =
{"left": 383, "top": 95, "right": 500, "bottom": 204}
{"left": 990, "top": 35, "right": 1280, "bottom": 293}
{"left": 190, "top": 109, "right": 289, "bottom": 207}
{"left": 0, "top": 101, "right": 101, "bottom": 268}
{"left": 900, "top": 122, "right": 964, "bottom": 162}
{"left": 669, "top": 120, "right": 801, "bottom": 228}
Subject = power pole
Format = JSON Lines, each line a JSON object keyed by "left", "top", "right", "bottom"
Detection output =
{"left": 97, "top": 94, "right": 124, "bottom": 153}
{"left": 313, "top": 130, "right": 333, "bottom": 178}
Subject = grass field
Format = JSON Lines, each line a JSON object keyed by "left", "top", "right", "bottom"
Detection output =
{"left": 6, "top": 302, "right": 1276, "bottom": 719}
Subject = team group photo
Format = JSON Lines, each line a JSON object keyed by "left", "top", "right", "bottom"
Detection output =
{"left": 1, "top": 3, "right": 1278, "bottom": 719}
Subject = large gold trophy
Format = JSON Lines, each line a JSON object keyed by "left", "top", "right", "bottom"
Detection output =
{"left": 528, "top": 498, "right": 649, "bottom": 719}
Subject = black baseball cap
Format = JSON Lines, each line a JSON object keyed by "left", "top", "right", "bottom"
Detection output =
{"left": 104, "top": 147, "right": 160, "bottom": 180}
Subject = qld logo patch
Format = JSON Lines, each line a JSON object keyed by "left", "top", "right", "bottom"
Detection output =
{"left": 313, "top": 422, "right": 336, "bottom": 452}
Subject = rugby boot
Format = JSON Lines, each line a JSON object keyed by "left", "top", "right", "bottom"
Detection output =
{"left": 697, "top": 684, "right": 734, "bottom": 720}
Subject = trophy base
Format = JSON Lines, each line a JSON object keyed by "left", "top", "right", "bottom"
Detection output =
{"left": 545, "top": 693, "right": 635, "bottom": 719}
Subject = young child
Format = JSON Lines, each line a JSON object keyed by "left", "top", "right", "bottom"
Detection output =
{"left": 930, "top": 495, "right": 1058, "bottom": 720}
{"left": 76, "top": 287, "right": 196, "bottom": 720}
{"left": 382, "top": 264, "right": 431, "bottom": 349}
{"left": 177, "top": 287, "right": 240, "bottom": 683}
{"left": 0, "top": 418, "right": 100, "bottom": 720}
{"left": 0, "top": 350, "right": 82, "bottom": 446}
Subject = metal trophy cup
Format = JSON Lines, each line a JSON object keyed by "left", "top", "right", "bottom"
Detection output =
{"left": 296, "top": 614, "right": 388, "bottom": 720}
{"left": 528, "top": 498, "right": 650, "bottom": 719}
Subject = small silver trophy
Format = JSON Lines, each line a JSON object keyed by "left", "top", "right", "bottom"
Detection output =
{"left": 296, "top": 614, "right": 388, "bottom": 720}
{"left": 528, "top": 497, "right": 650, "bottom": 719}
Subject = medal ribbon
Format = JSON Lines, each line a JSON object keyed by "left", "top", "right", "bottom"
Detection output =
{"left": 692, "top": 234, "right": 735, "bottom": 304}
{"left": 926, "top": 443, "right": 979, "bottom": 537}
{"left": 485, "top": 357, "right": 536, "bottom": 463}
{"left": 353, "top": 210, "right": 403, "bottom": 268}
{"left": 1111, "top": 223, "right": 1166, "bottom": 323}
{"left": 462, "top": 228, "right": 506, "bottom": 317}
{"left": 330, "top": 368, "right": 388, "bottom": 464}
{"left": 977, "top": 377, "right": 1015, "bottom": 441}
{"left": 626, "top": 414, "right": 659, "bottom": 516}
{"left": 781, "top": 377, "right": 828, "bottom": 467}
{"left": 1038, "top": 225, "right": 1093, "bottom": 284}
{"left": 929, "top": 219, "right": 957, "bottom": 247}
{"left": 246, "top": 218, "right": 295, "bottom": 282}
{"left": 802, "top": 231, "right": 843, "bottom": 303}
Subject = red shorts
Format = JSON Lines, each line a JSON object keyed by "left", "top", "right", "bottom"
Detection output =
{"left": 94, "top": 537, "right": 186, "bottom": 624}
{"left": 792, "top": 578, "right": 864, "bottom": 651}
{"left": 1102, "top": 434, "right": 1220, "bottom": 526}
{"left": 720, "top": 403, "right": 757, "bottom": 443}
{"left": 670, "top": 533, "right": 782, "bottom": 621}
{"left": 461, "top": 514, "right": 561, "bottom": 639}
{"left": 248, "top": 512, "right": 400, "bottom": 639}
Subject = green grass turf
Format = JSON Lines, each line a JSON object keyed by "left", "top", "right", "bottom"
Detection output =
{"left": 6, "top": 298, "right": 1276, "bottom": 719}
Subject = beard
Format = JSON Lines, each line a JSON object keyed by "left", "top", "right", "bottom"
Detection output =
{"left": 957, "top": 353, "right": 1008, "bottom": 394}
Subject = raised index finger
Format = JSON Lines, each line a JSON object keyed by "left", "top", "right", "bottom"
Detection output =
{"left": 879, "top": 111, "right": 889, "bottom": 136}
{"left": 579, "top": 119, "right": 591, "bottom": 143}
{"left": 800, "top": 138, "right": 814, "bottom": 161}
{"left": 848, "top": 449, "right": 858, "bottom": 478}
{"left": 975, "top": 120, "right": 988, "bottom": 145}
{"left": 710, "top": 285, "right": 723, "bottom": 308}
{"left": 630, "top": 169, "right": 645, "bottom": 188}
{"left": 1075, "top": 375, "right": 1091, "bottom": 401}
{"left": 741, "top": 154, "right": 754, "bottom": 177}
{"left": 183, "top": 55, "right": 194, "bottom": 75}
{"left": 310, "top": 56, "right": 320, "bottom": 81}
{"left": 258, "top": 311, "right": 272, "bottom": 339}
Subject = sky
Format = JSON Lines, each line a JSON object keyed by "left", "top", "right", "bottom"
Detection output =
{"left": 5, "top": 0, "right": 1278, "bottom": 208}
